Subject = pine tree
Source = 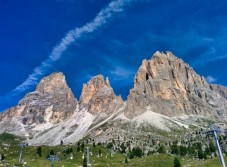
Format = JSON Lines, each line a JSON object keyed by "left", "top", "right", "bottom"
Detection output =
{"left": 205, "top": 146, "right": 211, "bottom": 156}
{"left": 179, "top": 146, "right": 187, "bottom": 156}
{"left": 157, "top": 145, "right": 166, "bottom": 154}
{"left": 198, "top": 149, "right": 204, "bottom": 159}
{"left": 50, "top": 149, "right": 54, "bottom": 155}
{"left": 83, "top": 156, "right": 87, "bottom": 167}
{"left": 171, "top": 144, "right": 180, "bottom": 155}
{"left": 188, "top": 145, "right": 196, "bottom": 157}
{"left": 174, "top": 157, "right": 182, "bottom": 167}
{"left": 125, "top": 157, "right": 129, "bottom": 164}
{"left": 209, "top": 142, "right": 215, "bottom": 152}
{"left": 120, "top": 143, "right": 126, "bottom": 154}
{"left": 129, "top": 150, "right": 134, "bottom": 159}
{"left": 37, "top": 146, "right": 42, "bottom": 157}
{"left": 81, "top": 143, "right": 85, "bottom": 151}
{"left": 98, "top": 149, "right": 102, "bottom": 156}
{"left": 196, "top": 142, "right": 202, "bottom": 150}
{"left": 107, "top": 142, "right": 113, "bottom": 149}
{"left": 1, "top": 154, "right": 5, "bottom": 160}
{"left": 133, "top": 147, "right": 143, "bottom": 158}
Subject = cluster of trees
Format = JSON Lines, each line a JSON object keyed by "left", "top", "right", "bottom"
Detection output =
{"left": 119, "top": 143, "right": 127, "bottom": 154}
{"left": 32, "top": 136, "right": 221, "bottom": 167}
{"left": 171, "top": 141, "right": 216, "bottom": 159}
{"left": 129, "top": 147, "right": 143, "bottom": 159}
{"left": 106, "top": 141, "right": 144, "bottom": 159}
{"left": 106, "top": 141, "right": 184, "bottom": 166}
{"left": 76, "top": 142, "right": 85, "bottom": 152}
{"left": 63, "top": 147, "right": 73, "bottom": 155}
{"left": 37, "top": 146, "right": 59, "bottom": 158}
{"left": 106, "top": 142, "right": 113, "bottom": 149}
{"left": 157, "top": 145, "right": 166, "bottom": 154}
{"left": 171, "top": 142, "right": 187, "bottom": 156}
{"left": 104, "top": 136, "right": 220, "bottom": 163}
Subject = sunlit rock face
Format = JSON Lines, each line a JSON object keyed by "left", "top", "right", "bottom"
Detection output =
{"left": 0, "top": 72, "right": 77, "bottom": 124}
{"left": 210, "top": 84, "right": 227, "bottom": 100}
{"left": 79, "top": 75, "right": 124, "bottom": 115}
{"left": 125, "top": 51, "right": 227, "bottom": 121}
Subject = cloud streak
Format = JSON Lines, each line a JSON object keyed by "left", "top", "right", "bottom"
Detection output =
{"left": 206, "top": 75, "right": 217, "bottom": 83}
{"left": 110, "top": 66, "right": 135, "bottom": 79}
{"left": 9, "top": 0, "right": 133, "bottom": 96}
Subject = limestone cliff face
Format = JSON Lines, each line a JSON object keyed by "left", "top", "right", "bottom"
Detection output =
{"left": 0, "top": 72, "right": 77, "bottom": 124}
{"left": 79, "top": 75, "right": 124, "bottom": 115}
{"left": 210, "top": 84, "right": 227, "bottom": 100}
{"left": 125, "top": 51, "right": 227, "bottom": 120}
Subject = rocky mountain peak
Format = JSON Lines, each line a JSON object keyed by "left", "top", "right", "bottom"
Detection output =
{"left": 135, "top": 51, "right": 207, "bottom": 88}
{"left": 80, "top": 75, "right": 123, "bottom": 114}
{"left": 80, "top": 75, "right": 111, "bottom": 104}
{"left": 36, "top": 72, "right": 68, "bottom": 93}
{"left": 125, "top": 51, "right": 227, "bottom": 120}
{"left": 0, "top": 72, "right": 77, "bottom": 125}
{"left": 0, "top": 52, "right": 227, "bottom": 145}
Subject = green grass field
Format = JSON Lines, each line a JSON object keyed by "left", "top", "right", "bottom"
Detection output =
{"left": 0, "top": 144, "right": 226, "bottom": 167}
{"left": 0, "top": 133, "right": 226, "bottom": 167}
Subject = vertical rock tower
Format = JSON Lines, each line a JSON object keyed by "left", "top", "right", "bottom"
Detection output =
{"left": 80, "top": 75, "right": 124, "bottom": 115}
{"left": 0, "top": 72, "right": 77, "bottom": 124}
{"left": 125, "top": 51, "right": 227, "bottom": 121}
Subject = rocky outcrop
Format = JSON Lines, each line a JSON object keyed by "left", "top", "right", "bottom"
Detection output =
{"left": 210, "top": 84, "right": 227, "bottom": 100}
{"left": 125, "top": 51, "right": 227, "bottom": 121}
{"left": 79, "top": 75, "right": 124, "bottom": 115}
{"left": 0, "top": 72, "right": 77, "bottom": 124}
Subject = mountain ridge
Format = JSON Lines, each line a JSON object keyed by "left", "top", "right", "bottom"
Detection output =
{"left": 125, "top": 51, "right": 227, "bottom": 121}
{"left": 0, "top": 51, "right": 226, "bottom": 145}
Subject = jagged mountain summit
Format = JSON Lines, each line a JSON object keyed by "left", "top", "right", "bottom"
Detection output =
{"left": 125, "top": 51, "right": 227, "bottom": 121}
{"left": 79, "top": 75, "right": 124, "bottom": 115}
{"left": 0, "top": 72, "right": 78, "bottom": 139}
{"left": 1, "top": 72, "right": 77, "bottom": 124}
{"left": 0, "top": 73, "right": 124, "bottom": 145}
{"left": 0, "top": 51, "right": 226, "bottom": 145}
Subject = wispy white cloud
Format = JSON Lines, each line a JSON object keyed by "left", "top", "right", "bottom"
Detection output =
{"left": 192, "top": 50, "right": 227, "bottom": 66}
{"left": 202, "top": 37, "right": 215, "bottom": 42}
{"left": 205, "top": 54, "right": 227, "bottom": 62}
{"left": 206, "top": 75, "right": 217, "bottom": 83}
{"left": 9, "top": 0, "right": 133, "bottom": 96}
{"left": 110, "top": 66, "right": 135, "bottom": 79}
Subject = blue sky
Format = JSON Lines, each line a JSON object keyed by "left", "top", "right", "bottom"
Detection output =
{"left": 1, "top": 0, "right": 227, "bottom": 111}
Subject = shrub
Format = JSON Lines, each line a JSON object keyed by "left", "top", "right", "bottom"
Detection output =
{"left": 174, "top": 157, "right": 182, "bottom": 167}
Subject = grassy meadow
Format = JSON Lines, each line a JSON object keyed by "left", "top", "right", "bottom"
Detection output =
{"left": 0, "top": 133, "right": 226, "bottom": 167}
